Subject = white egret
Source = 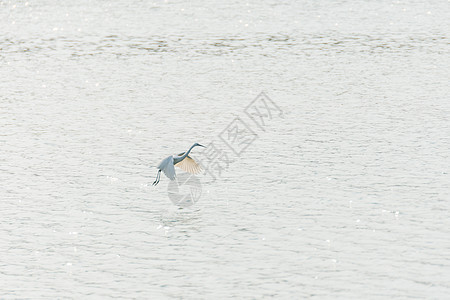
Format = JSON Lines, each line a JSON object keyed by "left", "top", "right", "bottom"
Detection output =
{"left": 152, "top": 143, "right": 205, "bottom": 186}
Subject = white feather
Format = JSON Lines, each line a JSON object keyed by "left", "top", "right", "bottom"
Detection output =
{"left": 175, "top": 156, "right": 202, "bottom": 174}
{"left": 158, "top": 155, "right": 176, "bottom": 180}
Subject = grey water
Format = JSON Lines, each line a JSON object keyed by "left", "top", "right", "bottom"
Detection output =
{"left": 1, "top": 0, "right": 450, "bottom": 298}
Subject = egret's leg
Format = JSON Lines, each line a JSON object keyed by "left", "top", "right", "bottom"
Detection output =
{"left": 156, "top": 171, "right": 161, "bottom": 184}
{"left": 152, "top": 171, "right": 161, "bottom": 185}
{"left": 156, "top": 170, "right": 161, "bottom": 185}
{"left": 152, "top": 170, "right": 161, "bottom": 186}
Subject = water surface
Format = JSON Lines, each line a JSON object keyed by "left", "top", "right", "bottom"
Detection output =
{"left": 1, "top": 0, "right": 449, "bottom": 298}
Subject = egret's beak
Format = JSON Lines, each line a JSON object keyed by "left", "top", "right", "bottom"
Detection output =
{"left": 198, "top": 144, "right": 206, "bottom": 148}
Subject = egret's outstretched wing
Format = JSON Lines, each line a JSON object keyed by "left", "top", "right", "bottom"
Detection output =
{"left": 175, "top": 156, "right": 202, "bottom": 174}
{"left": 161, "top": 156, "right": 176, "bottom": 180}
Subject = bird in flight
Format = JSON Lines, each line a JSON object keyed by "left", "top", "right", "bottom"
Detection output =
{"left": 152, "top": 143, "right": 205, "bottom": 186}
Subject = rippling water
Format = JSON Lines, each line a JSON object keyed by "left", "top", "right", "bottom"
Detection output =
{"left": 1, "top": 0, "right": 449, "bottom": 298}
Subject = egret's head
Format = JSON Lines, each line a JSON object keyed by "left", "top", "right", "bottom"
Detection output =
{"left": 195, "top": 143, "right": 205, "bottom": 148}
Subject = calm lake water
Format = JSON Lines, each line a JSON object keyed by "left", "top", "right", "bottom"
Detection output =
{"left": 1, "top": 0, "right": 449, "bottom": 298}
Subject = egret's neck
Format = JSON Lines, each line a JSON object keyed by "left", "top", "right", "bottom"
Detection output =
{"left": 179, "top": 144, "right": 198, "bottom": 160}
